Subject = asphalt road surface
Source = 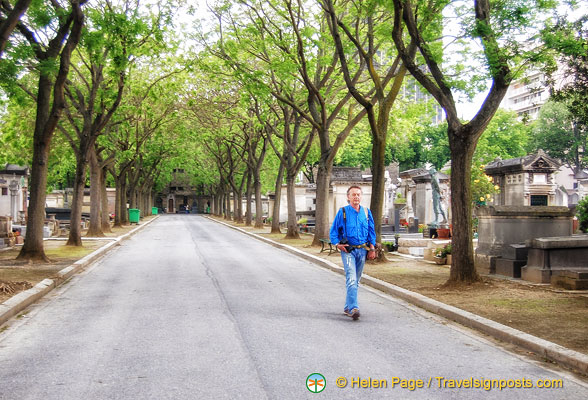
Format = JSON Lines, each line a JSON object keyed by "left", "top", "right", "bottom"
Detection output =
{"left": 1, "top": 215, "right": 587, "bottom": 399}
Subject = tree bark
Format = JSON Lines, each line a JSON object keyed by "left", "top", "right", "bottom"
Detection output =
{"left": 18, "top": 133, "right": 52, "bottom": 261}
{"left": 233, "top": 188, "right": 242, "bottom": 223}
{"left": 0, "top": 0, "right": 33, "bottom": 56}
{"left": 245, "top": 171, "right": 253, "bottom": 226}
{"left": 113, "top": 175, "right": 122, "bottom": 227}
{"left": 284, "top": 173, "right": 300, "bottom": 239}
{"left": 312, "top": 160, "right": 333, "bottom": 246}
{"left": 86, "top": 145, "right": 104, "bottom": 237}
{"left": 448, "top": 129, "right": 479, "bottom": 282}
{"left": 254, "top": 170, "right": 263, "bottom": 228}
{"left": 224, "top": 186, "right": 231, "bottom": 220}
{"left": 100, "top": 165, "right": 112, "bottom": 233}
{"left": 66, "top": 153, "right": 87, "bottom": 246}
{"left": 270, "top": 162, "right": 285, "bottom": 234}
{"left": 120, "top": 173, "right": 128, "bottom": 224}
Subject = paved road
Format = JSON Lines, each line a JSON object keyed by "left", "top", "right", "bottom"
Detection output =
{"left": 0, "top": 215, "right": 587, "bottom": 399}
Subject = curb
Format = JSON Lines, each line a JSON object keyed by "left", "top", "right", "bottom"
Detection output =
{"left": 210, "top": 217, "right": 588, "bottom": 375}
{"left": 0, "top": 217, "right": 158, "bottom": 328}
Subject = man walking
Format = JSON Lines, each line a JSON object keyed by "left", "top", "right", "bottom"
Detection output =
{"left": 329, "top": 185, "right": 376, "bottom": 320}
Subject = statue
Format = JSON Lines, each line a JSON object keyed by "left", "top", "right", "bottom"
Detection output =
{"left": 430, "top": 168, "right": 447, "bottom": 227}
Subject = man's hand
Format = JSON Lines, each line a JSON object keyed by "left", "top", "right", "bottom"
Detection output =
{"left": 336, "top": 244, "right": 349, "bottom": 253}
{"left": 367, "top": 247, "right": 376, "bottom": 260}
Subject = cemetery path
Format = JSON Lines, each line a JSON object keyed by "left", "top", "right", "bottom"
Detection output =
{"left": 0, "top": 214, "right": 587, "bottom": 399}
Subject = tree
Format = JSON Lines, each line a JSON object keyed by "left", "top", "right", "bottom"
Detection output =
{"left": 208, "top": 0, "right": 367, "bottom": 246}
{"left": 0, "top": 0, "right": 32, "bottom": 55}
{"left": 9, "top": 0, "right": 87, "bottom": 262}
{"left": 258, "top": 97, "right": 315, "bottom": 238}
{"left": 60, "top": 0, "right": 171, "bottom": 244}
{"left": 392, "top": 0, "right": 555, "bottom": 282}
{"left": 321, "top": 0, "right": 432, "bottom": 248}
{"left": 530, "top": 100, "right": 586, "bottom": 173}
{"left": 540, "top": 10, "right": 588, "bottom": 173}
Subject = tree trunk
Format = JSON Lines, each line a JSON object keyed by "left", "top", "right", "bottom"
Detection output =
{"left": 224, "top": 187, "right": 231, "bottom": 220}
{"left": 448, "top": 129, "right": 479, "bottom": 283}
{"left": 17, "top": 135, "right": 51, "bottom": 261}
{"left": 254, "top": 171, "right": 263, "bottom": 228}
{"left": 101, "top": 166, "right": 112, "bottom": 232}
{"left": 312, "top": 159, "right": 333, "bottom": 246}
{"left": 143, "top": 190, "right": 150, "bottom": 215}
{"left": 0, "top": 0, "right": 33, "bottom": 56}
{"left": 128, "top": 181, "right": 138, "bottom": 210}
{"left": 285, "top": 174, "right": 300, "bottom": 239}
{"left": 113, "top": 176, "right": 122, "bottom": 227}
{"left": 245, "top": 172, "right": 253, "bottom": 226}
{"left": 271, "top": 162, "right": 285, "bottom": 234}
{"left": 66, "top": 156, "right": 87, "bottom": 246}
{"left": 87, "top": 146, "right": 104, "bottom": 237}
{"left": 214, "top": 188, "right": 221, "bottom": 216}
{"left": 369, "top": 129, "right": 387, "bottom": 244}
{"left": 233, "top": 187, "right": 243, "bottom": 223}
{"left": 120, "top": 176, "right": 128, "bottom": 224}
{"left": 17, "top": 2, "right": 85, "bottom": 261}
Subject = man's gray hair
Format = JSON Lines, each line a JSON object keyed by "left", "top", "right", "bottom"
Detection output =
{"left": 347, "top": 185, "right": 362, "bottom": 195}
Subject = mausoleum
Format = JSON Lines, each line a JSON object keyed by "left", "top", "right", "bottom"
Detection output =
{"left": 485, "top": 150, "right": 561, "bottom": 207}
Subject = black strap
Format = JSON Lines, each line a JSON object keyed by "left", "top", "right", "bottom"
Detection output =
{"left": 341, "top": 207, "right": 347, "bottom": 242}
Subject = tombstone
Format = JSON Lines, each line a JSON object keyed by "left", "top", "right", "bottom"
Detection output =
{"left": 45, "top": 214, "right": 59, "bottom": 236}
{"left": 522, "top": 236, "right": 588, "bottom": 286}
{"left": 399, "top": 168, "right": 427, "bottom": 223}
{"left": 475, "top": 205, "right": 573, "bottom": 275}
{"left": 408, "top": 217, "right": 420, "bottom": 234}
{"left": 412, "top": 171, "right": 433, "bottom": 225}
{"left": 0, "top": 216, "right": 12, "bottom": 248}
{"left": 393, "top": 208, "right": 402, "bottom": 232}
{"left": 495, "top": 244, "right": 528, "bottom": 278}
{"left": 0, "top": 215, "right": 11, "bottom": 235}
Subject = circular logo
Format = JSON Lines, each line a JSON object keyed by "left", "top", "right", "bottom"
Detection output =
{"left": 306, "top": 373, "right": 326, "bottom": 393}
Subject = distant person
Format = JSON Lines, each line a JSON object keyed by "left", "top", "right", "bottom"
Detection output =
{"left": 329, "top": 185, "right": 376, "bottom": 321}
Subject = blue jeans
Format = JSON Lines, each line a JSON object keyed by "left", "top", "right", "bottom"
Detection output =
{"left": 341, "top": 248, "right": 367, "bottom": 312}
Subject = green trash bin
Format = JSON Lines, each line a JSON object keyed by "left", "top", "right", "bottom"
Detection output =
{"left": 152, "top": 206, "right": 158, "bottom": 215}
{"left": 129, "top": 208, "right": 140, "bottom": 224}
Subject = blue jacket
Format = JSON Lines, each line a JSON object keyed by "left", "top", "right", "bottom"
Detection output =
{"left": 329, "top": 205, "right": 376, "bottom": 246}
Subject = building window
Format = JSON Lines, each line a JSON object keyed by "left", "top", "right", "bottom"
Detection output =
{"left": 530, "top": 195, "right": 548, "bottom": 206}
{"left": 1, "top": 187, "right": 7, "bottom": 196}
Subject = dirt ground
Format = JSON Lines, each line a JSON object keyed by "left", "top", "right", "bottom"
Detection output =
{"left": 0, "top": 224, "right": 138, "bottom": 303}
{"left": 1, "top": 217, "right": 587, "bottom": 358}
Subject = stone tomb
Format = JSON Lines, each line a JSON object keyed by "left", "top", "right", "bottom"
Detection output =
{"left": 485, "top": 150, "right": 561, "bottom": 207}
{"left": 0, "top": 216, "right": 12, "bottom": 248}
{"left": 495, "top": 244, "right": 528, "bottom": 278}
{"left": 475, "top": 205, "right": 573, "bottom": 275}
{"left": 522, "top": 235, "right": 588, "bottom": 288}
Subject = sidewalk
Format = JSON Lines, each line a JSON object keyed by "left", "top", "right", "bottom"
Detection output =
{"left": 209, "top": 217, "right": 588, "bottom": 377}
{"left": 0, "top": 217, "right": 158, "bottom": 328}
